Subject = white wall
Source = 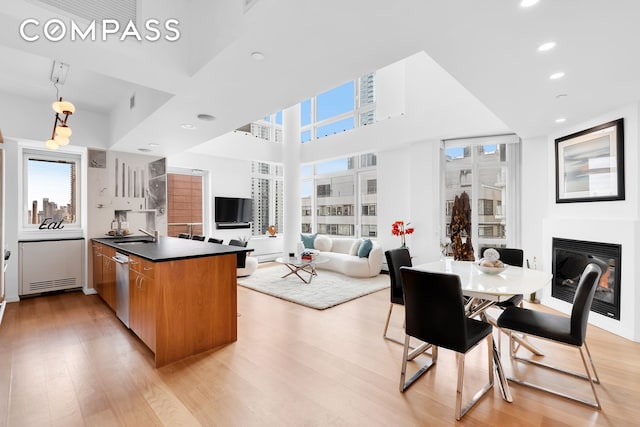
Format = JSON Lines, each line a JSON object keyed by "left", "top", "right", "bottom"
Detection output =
{"left": 167, "top": 152, "right": 253, "bottom": 244}
{"left": 538, "top": 103, "right": 640, "bottom": 341}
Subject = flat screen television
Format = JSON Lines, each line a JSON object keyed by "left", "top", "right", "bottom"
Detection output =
{"left": 215, "top": 196, "right": 253, "bottom": 228}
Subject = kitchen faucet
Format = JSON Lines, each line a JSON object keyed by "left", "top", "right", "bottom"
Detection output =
{"left": 139, "top": 227, "right": 159, "bottom": 243}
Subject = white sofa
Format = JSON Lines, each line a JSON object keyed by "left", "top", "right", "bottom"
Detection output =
{"left": 237, "top": 255, "right": 258, "bottom": 277}
{"left": 305, "top": 235, "right": 383, "bottom": 278}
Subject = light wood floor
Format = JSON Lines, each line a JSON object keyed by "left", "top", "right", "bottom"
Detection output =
{"left": 1, "top": 279, "right": 639, "bottom": 426}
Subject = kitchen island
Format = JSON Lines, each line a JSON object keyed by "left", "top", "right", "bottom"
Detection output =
{"left": 92, "top": 236, "right": 249, "bottom": 367}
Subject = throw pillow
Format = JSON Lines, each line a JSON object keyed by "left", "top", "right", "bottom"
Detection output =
{"left": 300, "top": 233, "right": 317, "bottom": 249}
{"left": 314, "top": 234, "right": 332, "bottom": 252}
{"left": 358, "top": 239, "right": 373, "bottom": 258}
{"left": 349, "top": 239, "right": 363, "bottom": 256}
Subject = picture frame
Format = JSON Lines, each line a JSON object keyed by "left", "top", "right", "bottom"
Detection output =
{"left": 555, "top": 118, "right": 624, "bottom": 203}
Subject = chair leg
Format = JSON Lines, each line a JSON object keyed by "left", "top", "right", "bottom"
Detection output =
{"left": 455, "top": 334, "right": 494, "bottom": 420}
{"left": 399, "top": 334, "right": 436, "bottom": 393}
{"left": 506, "top": 332, "right": 602, "bottom": 409}
{"left": 383, "top": 303, "right": 393, "bottom": 338}
{"left": 384, "top": 304, "right": 412, "bottom": 346}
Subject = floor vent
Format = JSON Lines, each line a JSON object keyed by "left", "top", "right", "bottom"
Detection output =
{"left": 27, "top": 277, "right": 78, "bottom": 293}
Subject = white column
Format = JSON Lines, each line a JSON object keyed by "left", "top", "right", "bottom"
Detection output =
{"left": 282, "top": 104, "right": 301, "bottom": 257}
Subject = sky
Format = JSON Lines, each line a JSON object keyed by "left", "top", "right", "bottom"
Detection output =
{"left": 28, "top": 159, "right": 73, "bottom": 208}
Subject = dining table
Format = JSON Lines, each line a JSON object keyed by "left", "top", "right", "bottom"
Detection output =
{"left": 413, "top": 259, "right": 553, "bottom": 403}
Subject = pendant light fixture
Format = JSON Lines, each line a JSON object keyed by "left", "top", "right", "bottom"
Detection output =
{"left": 46, "top": 61, "right": 76, "bottom": 150}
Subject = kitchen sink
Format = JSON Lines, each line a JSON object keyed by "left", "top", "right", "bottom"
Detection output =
{"left": 114, "top": 239, "right": 155, "bottom": 245}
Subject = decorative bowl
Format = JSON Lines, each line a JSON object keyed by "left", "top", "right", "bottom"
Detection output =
{"left": 475, "top": 261, "right": 507, "bottom": 275}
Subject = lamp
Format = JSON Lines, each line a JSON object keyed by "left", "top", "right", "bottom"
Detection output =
{"left": 46, "top": 61, "right": 75, "bottom": 150}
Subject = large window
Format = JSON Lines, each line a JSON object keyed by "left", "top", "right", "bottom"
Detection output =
{"left": 241, "top": 72, "right": 376, "bottom": 143}
{"left": 251, "top": 162, "right": 284, "bottom": 236}
{"left": 443, "top": 136, "right": 520, "bottom": 252}
{"left": 23, "top": 149, "right": 80, "bottom": 228}
{"left": 301, "top": 153, "right": 377, "bottom": 238}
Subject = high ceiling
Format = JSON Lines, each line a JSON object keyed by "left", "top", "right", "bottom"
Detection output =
{"left": 1, "top": 0, "right": 640, "bottom": 158}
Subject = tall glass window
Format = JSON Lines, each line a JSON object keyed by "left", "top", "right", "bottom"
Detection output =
{"left": 443, "top": 135, "right": 520, "bottom": 253}
{"left": 301, "top": 153, "right": 377, "bottom": 238}
{"left": 244, "top": 72, "right": 376, "bottom": 143}
{"left": 23, "top": 149, "right": 80, "bottom": 228}
{"left": 251, "top": 162, "right": 284, "bottom": 236}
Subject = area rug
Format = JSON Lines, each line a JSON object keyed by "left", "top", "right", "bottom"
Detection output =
{"left": 238, "top": 265, "right": 389, "bottom": 310}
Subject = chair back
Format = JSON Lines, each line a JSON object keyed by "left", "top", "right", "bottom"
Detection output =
{"left": 385, "top": 248, "right": 412, "bottom": 305}
{"left": 400, "top": 267, "right": 469, "bottom": 353}
{"left": 571, "top": 263, "right": 602, "bottom": 344}
{"left": 208, "top": 237, "right": 223, "bottom": 244}
{"left": 177, "top": 233, "right": 190, "bottom": 239}
{"left": 480, "top": 247, "right": 523, "bottom": 267}
{"left": 191, "top": 235, "right": 205, "bottom": 241}
{"left": 228, "top": 239, "right": 248, "bottom": 247}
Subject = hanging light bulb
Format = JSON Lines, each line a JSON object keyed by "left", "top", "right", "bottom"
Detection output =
{"left": 45, "top": 139, "right": 59, "bottom": 150}
{"left": 54, "top": 134, "right": 70, "bottom": 146}
{"left": 46, "top": 61, "right": 76, "bottom": 149}
{"left": 52, "top": 99, "right": 75, "bottom": 115}
{"left": 55, "top": 124, "right": 72, "bottom": 138}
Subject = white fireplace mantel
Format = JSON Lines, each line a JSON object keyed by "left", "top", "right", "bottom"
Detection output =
{"left": 542, "top": 217, "right": 639, "bottom": 342}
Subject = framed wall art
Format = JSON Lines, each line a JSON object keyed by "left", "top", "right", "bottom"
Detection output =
{"left": 555, "top": 118, "right": 624, "bottom": 203}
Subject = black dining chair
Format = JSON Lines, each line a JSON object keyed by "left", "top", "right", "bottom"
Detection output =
{"left": 479, "top": 247, "right": 527, "bottom": 351}
{"left": 399, "top": 267, "right": 494, "bottom": 420}
{"left": 191, "top": 235, "right": 206, "bottom": 241}
{"left": 177, "top": 233, "right": 190, "bottom": 239}
{"left": 497, "top": 263, "right": 603, "bottom": 408}
{"left": 383, "top": 248, "right": 412, "bottom": 344}
{"left": 208, "top": 237, "right": 223, "bottom": 244}
{"left": 480, "top": 247, "right": 524, "bottom": 309}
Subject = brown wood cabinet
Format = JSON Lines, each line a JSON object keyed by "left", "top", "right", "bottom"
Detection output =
{"left": 91, "top": 243, "right": 116, "bottom": 311}
{"left": 91, "top": 242, "right": 103, "bottom": 294}
{"left": 101, "top": 246, "right": 117, "bottom": 310}
{"left": 131, "top": 253, "right": 237, "bottom": 368}
{"left": 129, "top": 255, "right": 156, "bottom": 352}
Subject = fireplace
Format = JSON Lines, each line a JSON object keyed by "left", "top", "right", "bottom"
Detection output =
{"left": 552, "top": 238, "right": 621, "bottom": 320}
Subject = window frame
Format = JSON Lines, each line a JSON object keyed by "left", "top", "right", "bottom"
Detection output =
{"left": 302, "top": 153, "right": 377, "bottom": 238}
{"left": 441, "top": 135, "right": 521, "bottom": 252}
{"left": 20, "top": 145, "right": 84, "bottom": 236}
{"left": 250, "top": 162, "right": 284, "bottom": 237}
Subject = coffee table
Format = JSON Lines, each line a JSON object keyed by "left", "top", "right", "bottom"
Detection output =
{"left": 275, "top": 256, "right": 330, "bottom": 284}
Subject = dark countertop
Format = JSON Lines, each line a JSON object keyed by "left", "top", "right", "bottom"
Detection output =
{"left": 93, "top": 236, "right": 249, "bottom": 262}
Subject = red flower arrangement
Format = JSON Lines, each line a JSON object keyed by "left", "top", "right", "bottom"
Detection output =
{"left": 392, "top": 220, "right": 414, "bottom": 248}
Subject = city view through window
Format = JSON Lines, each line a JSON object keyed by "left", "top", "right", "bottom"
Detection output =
{"left": 444, "top": 140, "right": 519, "bottom": 250}
{"left": 248, "top": 73, "right": 378, "bottom": 239}
{"left": 26, "top": 157, "right": 77, "bottom": 225}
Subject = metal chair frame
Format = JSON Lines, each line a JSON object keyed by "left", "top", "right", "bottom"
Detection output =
{"left": 499, "top": 263, "right": 603, "bottom": 409}
{"left": 399, "top": 268, "right": 494, "bottom": 420}
{"left": 505, "top": 332, "right": 601, "bottom": 408}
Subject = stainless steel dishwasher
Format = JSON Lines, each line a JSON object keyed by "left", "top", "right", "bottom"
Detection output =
{"left": 113, "top": 252, "right": 130, "bottom": 327}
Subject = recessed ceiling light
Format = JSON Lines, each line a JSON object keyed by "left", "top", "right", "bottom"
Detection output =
{"left": 549, "top": 72, "right": 565, "bottom": 80}
{"left": 555, "top": 118, "right": 566, "bottom": 123}
{"left": 197, "top": 113, "right": 216, "bottom": 121}
{"left": 520, "top": 0, "right": 539, "bottom": 7}
{"left": 538, "top": 42, "right": 556, "bottom": 52}
{"left": 251, "top": 51, "right": 265, "bottom": 61}
{"left": 138, "top": 148, "right": 152, "bottom": 152}
{"left": 148, "top": 143, "right": 160, "bottom": 147}
{"left": 180, "top": 123, "right": 196, "bottom": 130}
